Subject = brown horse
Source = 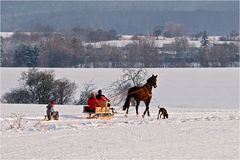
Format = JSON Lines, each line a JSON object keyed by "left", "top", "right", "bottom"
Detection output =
{"left": 122, "top": 75, "right": 158, "bottom": 117}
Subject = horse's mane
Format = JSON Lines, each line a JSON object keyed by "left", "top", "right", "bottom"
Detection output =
{"left": 146, "top": 75, "right": 155, "bottom": 84}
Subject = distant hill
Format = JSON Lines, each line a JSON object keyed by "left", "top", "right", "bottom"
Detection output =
{"left": 1, "top": 1, "right": 239, "bottom": 35}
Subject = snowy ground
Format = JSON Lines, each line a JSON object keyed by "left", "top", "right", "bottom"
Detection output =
{"left": 0, "top": 68, "right": 239, "bottom": 159}
{"left": 0, "top": 104, "right": 239, "bottom": 160}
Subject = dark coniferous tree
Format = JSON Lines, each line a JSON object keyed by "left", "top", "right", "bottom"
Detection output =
{"left": 153, "top": 25, "right": 164, "bottom": 40}
{"left": 200, "top": 30, "right": 209, "bottom": 47}
{"left": 13, "top": 45, "right": 39, "bottom": 67}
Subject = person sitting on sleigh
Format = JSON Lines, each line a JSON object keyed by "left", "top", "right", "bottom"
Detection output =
{"left": 96, "top": 90, "right": 111, "bottom": 107}
{"left": 86, "top": 92, "right": 104, "bottom": 113}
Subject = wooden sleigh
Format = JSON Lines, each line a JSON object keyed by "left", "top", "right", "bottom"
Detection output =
{"left": 83, "top": 101, "right": 114, "bottom": 119}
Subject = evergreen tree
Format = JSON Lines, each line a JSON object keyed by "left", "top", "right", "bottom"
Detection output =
{"left": 200, "top": 30, "right": 209, "bottom": 47}
{"left": 13, "top": 44, "right": 39, "bottom": 67}
{"left": 153, "top": 25, "right": 164, "bottom": 40}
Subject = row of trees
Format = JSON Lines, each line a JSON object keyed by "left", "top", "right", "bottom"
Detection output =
{"left": 1, "top": 29, "right": 239, "bottom": 68}
{"left": 32, "top": 24, "right": 119, "bottom": 42}
{"left": 199, "top": 43, "right": 239, "bottom": 67}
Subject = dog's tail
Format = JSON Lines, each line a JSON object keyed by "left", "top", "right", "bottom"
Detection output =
{"left": 158, "top": 105, "right": 160, "bottom": 109}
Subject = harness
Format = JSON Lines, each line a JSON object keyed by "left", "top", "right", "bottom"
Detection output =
{"left": 127, "top": 85, "right": 151, "bottom": 96}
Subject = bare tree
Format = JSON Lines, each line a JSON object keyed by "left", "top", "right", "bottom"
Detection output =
{"left": 125, "top": 43, "right": 142, "bottom": 67}
{"left": 173, "top": 37, "right": 189, "bottom": 53}
{"left": 107, "top": 68, "right": 149, "bottom": 105}
{"left": 54, "top": 79, "right": 77, "bottom": 104}
{"left": 4, "top": 113, "right": 28, "bottom": 130}
{"left": 199, "top": 47, "right": 210, "bottom": 67}
{"left": 12, "top": 31, "right": 31, "bottom": 43}
{"left": 163, "top": 22, "right": 185, "bottom": 37}
{"left": 208, "top": 43, "right": 239, "bottom": 67}
{"left": 139, "top": 40, "right": 159, "bottom": 67}
{"left": 78, "top": 81, "right": 96, "bottom": 105}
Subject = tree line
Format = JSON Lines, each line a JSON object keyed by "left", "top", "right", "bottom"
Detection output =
{"left": 1, "top": 28, "right": 239, "bottom": 68}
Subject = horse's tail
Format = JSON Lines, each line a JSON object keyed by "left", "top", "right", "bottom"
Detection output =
{"left": 123, "top": 94, "right": 131, "bottom": 111}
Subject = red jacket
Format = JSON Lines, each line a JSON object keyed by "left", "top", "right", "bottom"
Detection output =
{"left": 99, "top": 96, "right": 109, "bottom": 102}
{"left": 87, "top": 97, "right": 103, "bottom": 110}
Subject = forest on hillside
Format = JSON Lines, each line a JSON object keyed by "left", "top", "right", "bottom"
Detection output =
{"left": 1, "top": 27, "right": 239, "bottom": 68}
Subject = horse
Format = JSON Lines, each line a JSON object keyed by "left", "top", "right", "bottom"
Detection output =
{"left": 122, "top": 75, "right": 158, "bottom": 117}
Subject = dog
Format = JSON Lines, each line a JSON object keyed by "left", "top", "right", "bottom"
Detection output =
{"left": 157, "top": 106, "right": 168, "bottom": 119}
{"left": 44, "top": 111, "right": 59, "bottom": 121}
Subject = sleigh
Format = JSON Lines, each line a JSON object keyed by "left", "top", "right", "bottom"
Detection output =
{"left": 83, "top": 101, "right": 113, "bottom": 119}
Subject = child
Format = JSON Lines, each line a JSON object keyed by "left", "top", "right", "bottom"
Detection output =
{"left": 46, "top": 100, "right": 55, "bottom": 120}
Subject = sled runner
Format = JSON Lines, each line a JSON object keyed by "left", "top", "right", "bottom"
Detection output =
{"left": 83, "top": 105, "right": 113, "bottom": 119}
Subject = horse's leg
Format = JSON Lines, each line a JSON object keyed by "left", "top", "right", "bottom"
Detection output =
{"left": 146, "top": 98, "right": 151, "bottom": 117}
{"left": 142, "top": 105, "right": 149, "bottom": 118}
{"left": 135, "top": 100, "right": 140, "bottom": 116}
{"left": 125, "top": 106, "right": 129, "bottom": 117}
{"left": 147, "top": 110, "right": 150, "bottom": 117}
{"left": 143, "top": 98, "right": 151, "bottom": 118}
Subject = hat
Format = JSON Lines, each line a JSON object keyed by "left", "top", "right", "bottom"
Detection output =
{"left": 50, "top": 100, "right": 55, "bottom": 105}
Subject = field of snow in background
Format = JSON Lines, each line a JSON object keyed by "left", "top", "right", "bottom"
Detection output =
{"left": 1, "top": 68, "right": 239, "bottom": 109}
{"left": 81, "top": 35, "right": 239, "bottom": 48}
{"left": 0, "top": 68, "right": 239, "bottom": 160}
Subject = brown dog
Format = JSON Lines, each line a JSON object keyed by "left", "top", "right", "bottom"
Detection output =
{"left": 157, "top": 106, "right": 168, "bottom": 119}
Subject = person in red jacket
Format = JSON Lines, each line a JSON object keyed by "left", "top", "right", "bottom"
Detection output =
{"left": 86, "top": 92, "right": 103, "bottom": 112}
{"left": 96, "top": 90, "right": 110, "bottom": 107}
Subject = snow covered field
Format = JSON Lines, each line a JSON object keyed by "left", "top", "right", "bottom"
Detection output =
{"left": 0, "top": 104, "right": 239, "bottom": 159}
{"left": 1, "top": 68, "right": 239, "bottom": 108}
{"left": 0, "top": 68, "right": 239, "bottom": 159}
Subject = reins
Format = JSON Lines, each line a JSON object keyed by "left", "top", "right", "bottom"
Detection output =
{"left": 108, "top": 84, "right": 152, "bottom": 101}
